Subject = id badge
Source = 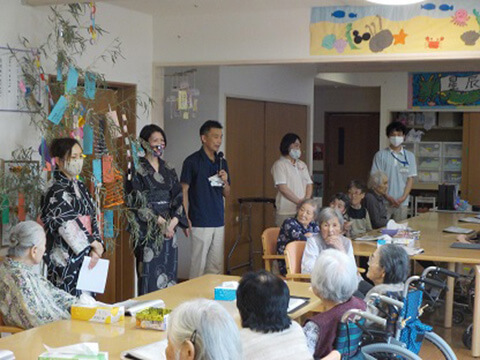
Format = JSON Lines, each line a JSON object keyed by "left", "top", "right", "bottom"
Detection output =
{"left": 399, "top": 167, "right": 409, "bottom": 175}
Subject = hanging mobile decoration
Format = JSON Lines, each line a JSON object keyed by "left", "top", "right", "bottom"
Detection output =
{"left": 88, "top": 2, "right": 97, "bottom": 44}
{"left": 165, "top": 69, "right": 200, "bottom": 120}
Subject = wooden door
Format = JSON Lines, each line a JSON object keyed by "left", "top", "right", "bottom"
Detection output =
{"left": 225, "top": 98, "right": 265, "bottom": 274}
{"left": 462, "top": 113, "right": 480, "bottom": 205}
{"left": 324, "top": 113, "right": 380, "bottom": 205}
{"left": 225, "top": 99, "right": 308, "bottom": 273}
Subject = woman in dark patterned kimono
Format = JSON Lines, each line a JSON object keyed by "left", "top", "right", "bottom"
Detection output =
{"left": 126, "top": 125, "right": 188, "bottom": 295}
{"left": 41, "top": 138, "right": 104, "bottom": 296}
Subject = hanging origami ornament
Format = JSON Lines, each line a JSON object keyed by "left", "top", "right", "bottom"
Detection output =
{"left": 102, "top": 155, "right": 114, "bottom": 183}
{"left": 103, "top": 210, "right": 114, "bottom": 238}
{"left": 104, "top": 169, "right": 124, "bottom": 208}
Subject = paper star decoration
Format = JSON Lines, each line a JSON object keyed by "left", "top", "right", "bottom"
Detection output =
{"left": 394, "top": 29, "right": 408, "bottom": 45}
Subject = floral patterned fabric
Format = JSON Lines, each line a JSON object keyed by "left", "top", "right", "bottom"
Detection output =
{"left": 41, "top": 170, "right": 102, "bottom": 296}
{"left": 126, "top": 157, "right": 187, "bottom": 295}
{"left": 0, "top": 257, "right": 75, "bottom": 329}
{"left": 276, "top": 217, "right": 319, "bottom": 275}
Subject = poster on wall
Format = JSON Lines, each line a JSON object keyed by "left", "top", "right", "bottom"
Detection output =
{"left": 310, "top": 1, "right": 480, "bottom": 56}
{"left": 409, "top": 72, "right": 480, "bottom": 108}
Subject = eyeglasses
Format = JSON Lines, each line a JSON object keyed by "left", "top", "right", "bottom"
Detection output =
{"left": 190, "top": 329, "right": 197, "bottom": 345}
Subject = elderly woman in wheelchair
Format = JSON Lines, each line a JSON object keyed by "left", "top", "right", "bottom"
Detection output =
{"left": 336, "top": 264, "right": 459, "bottom": 360}
{"left": 303, "top": 249, "right": 366, "bottom": 359}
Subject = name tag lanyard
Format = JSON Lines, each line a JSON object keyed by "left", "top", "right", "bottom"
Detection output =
{"left": 391, "top": 149, "right": 409, "bottom": 167}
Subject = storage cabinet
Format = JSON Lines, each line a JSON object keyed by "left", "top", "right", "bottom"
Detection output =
{"left": 462, "top": 113, "right": 480, "bottom": 205}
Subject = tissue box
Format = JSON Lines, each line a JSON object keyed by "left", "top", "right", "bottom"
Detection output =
{"left": 214, "top": 286, "right": 237, "bottom": 301}
{"left": 38, "top": 352, "right": 108, "bottom": 360}
{"left": 71, "top": 305, "right": 125, "bottom": 324}
{"left": 135, "top": 307, "right": 171, "bottom": 331}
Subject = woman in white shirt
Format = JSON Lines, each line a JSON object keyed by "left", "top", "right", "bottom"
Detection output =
{"left": 301, "top": 207, "right": 355, "bottom": 274}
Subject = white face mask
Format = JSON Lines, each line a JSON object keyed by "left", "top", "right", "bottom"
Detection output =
{"left": 389, "top": 136, "right": 404, "bottom": 147}
{"left": 63, "top": 158, "right": 84, "bottom": 177}
{"left": 289, "top": 149, "right": 301, "bottom": 160}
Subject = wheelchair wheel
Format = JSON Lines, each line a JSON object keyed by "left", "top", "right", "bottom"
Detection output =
{"left": 421, "top": 331, "right": 457, "bottom": 360}
{"left": 463, "top": 324, "right": 473, "bottom": 350}
{"left": 361, "top": 343, "right": 422, "bottom": 360}
{"left": 452, "top": 309, "right": 464, "bottom": 325}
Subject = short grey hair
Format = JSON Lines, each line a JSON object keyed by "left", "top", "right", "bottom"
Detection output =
{"left": 297, "top": 198, "right": 321, "bottom": 218}
{"left": 311, "top": 249, "right": 358, "bottom": 303}
{"left": 7, "top": 221, "right": 45, "bottom": 258}
{"left": 317, "top": 207, "right": 344, "bottom": 229}
{"left": 378, "top": 244, "right": 410, "bottom": 284}
{"left": 167, "top": 299, "right": 242, "bottom": 360}
{"left": 368, "top": 171, "right": 388, "bottom": 190}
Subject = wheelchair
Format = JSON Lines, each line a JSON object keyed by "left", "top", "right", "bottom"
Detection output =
{"left": 334, "top": 266, "right": 458, "bottom": 360}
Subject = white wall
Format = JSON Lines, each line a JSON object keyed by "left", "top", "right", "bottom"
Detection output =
{"left": 0, "top": 1, "right": 153, "bottom": 160}
{"left": 163, "top": 64, "right": 316, "bottom": 278}
{"left": 163, "top": 66, "right": 220, "bottom": 279}
{"left": 153, "top": 7, "right": 312, "bottom": 65}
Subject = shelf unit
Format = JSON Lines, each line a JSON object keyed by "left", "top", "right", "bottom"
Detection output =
{"left": 392, "top": 111, "right": 463, "bottom": 188}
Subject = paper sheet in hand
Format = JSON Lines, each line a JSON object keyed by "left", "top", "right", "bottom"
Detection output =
{"left": 76, "top": 256, "right": 110, "bottom": 294}
{"left": 443, "top": 226, "right": 475, "bottom": 234}
{"left": 121, "top": 339, "right": 167, "bottom": 360}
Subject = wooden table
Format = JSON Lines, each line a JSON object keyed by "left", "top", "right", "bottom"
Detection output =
{"left": 352, "top": 212, "right": 480, "bottom": 357}
{"left": 0, "top": 274, "right": 320, "bottom": 359}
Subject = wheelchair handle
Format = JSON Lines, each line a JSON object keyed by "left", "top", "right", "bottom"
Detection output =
{"left": 436, "top": 267, "right": 460, "bottom": 279}
{"left": 422, "top": 277, "right": 448, "bottom": 291}
{"left": 366, "top": 293, "right": 404, "bottom": 310}
{"left": 340, "top": 309, "right": 387, "bottom": 328}
{"left": 421, "top": 266, "right": 460, "bottom": 279}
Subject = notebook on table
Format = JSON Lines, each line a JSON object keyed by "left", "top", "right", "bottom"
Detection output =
{"left": 443, "top": 226, "right": 476, "bottom": 234}
{"left": 450, "top": 242, "right": 480, "bottom": 250}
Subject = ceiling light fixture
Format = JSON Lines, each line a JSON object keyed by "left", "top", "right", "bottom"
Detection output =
{"left": 366, "top": 0, "right": 425, "bottom": 5}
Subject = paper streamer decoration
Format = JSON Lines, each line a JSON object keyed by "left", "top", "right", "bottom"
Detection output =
{"left": 1, "top": 196, "right": 9, "bottom": 224}
{"left": 92, "top": 159, "right": 102, "bottom": 186}
{"left": 48, "top": 96, "right": 68, "bottom": 125}
{"left": 17, "top": 193, "right": 26, "bottom": 221}
{"left": 66, "top": 66, "right": 79, "bottom": 94}
{"left": 38, "top": 137, "right": 51, "bottom": 169}
{"left": 104, "top": 210, "right": 114, "bottom": 238}
{"left": 83, "top": 124, "right": 94, "bottom": 155}
{"left": 84, "top": 72, "right": 96, "bottom": 100}
{"left": 106, "top": 110, "right": 122, "bottom": 138}
{"left": 102, "top": 155, "right": 114, "bottom": 183}
{"left": 131, "top": 142, "right": 140, "bottom": 170}
{"left": 104, "top": 169, "right": 124, "bottom": 208}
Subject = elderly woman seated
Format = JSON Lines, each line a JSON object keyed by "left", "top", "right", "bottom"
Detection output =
{"left": 277, "top": 199, "right": 320, "bottom": 275}
{"left": 301, "top": 207, "right": 355, "bottom": 274}
{"left": 0, "top": 221, "right": 76, "bottom": 329}
{"left": 363, "top": 171, "right": 389, "bottom": 229}
{"left": 365, "top": 244, "right": 410, "bottom": 303}
{"left": 303, "top": 249, "right": 366, "bottom": 359}
{"left": 166, "top": 299, "right": 242, "bottom": 360}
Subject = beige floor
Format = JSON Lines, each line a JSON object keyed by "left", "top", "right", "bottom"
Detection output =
{"left": 420, "top": 305, "right": 473, "bottom": 360}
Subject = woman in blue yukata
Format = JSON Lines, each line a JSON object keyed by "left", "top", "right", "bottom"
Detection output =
{"left": 276, "top": 198, "right": 320, "bottom": 275}
{"left": 41, "top": 138, "right": 104, "bottom": 296}
{"left": 126, "top": 125, "right": 188, "bottom": 295}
